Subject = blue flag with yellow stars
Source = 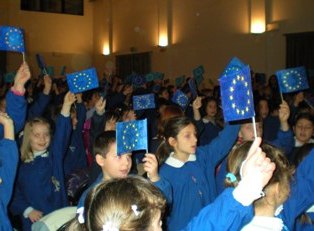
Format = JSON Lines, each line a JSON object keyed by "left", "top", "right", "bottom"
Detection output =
{"left": 66, "top": 67, "right": 99, "bottom": 93}
{"left": 193, "top": 65, "right": 205, "bottom": 85}
{"left": 116, "top": 119, "right": 148, "bottom": 155}
{"left": 0, "top": 26, "right": 25, "bottom": 52}
{"left": 276, "top": 66, "right": 309, "bottom": 93}
{"left": 188, "top": 78, "right": 198, "bottom": 99}
{"left": 172, "top": 90, "right": 189, "bottom": 109}
{"left": 175, "top": 75, "right": 186, "bottom": 87}
{"left": 4, "top": 72, "right": 16, "bottom": 83}
{"left": 133, "top": 93, "right": 156, "bottom": 111}
{"left": 219, "top": 63, "right": 255, "bottom": 122}
{"left": 36, "top": 54, "right": 47, "bottom": 73}
{"left": 132, "top": 74, "right": 146, "bottom": 87}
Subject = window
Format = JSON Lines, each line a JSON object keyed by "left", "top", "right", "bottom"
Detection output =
{"left": 21, "top": 0, "right": 84, "bottom": 16}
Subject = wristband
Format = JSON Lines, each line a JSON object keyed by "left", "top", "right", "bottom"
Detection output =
{"left": 11, "top": 87, "right": 25, "bottom": 96}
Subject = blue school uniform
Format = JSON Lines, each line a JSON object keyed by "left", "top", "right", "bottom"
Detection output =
{"left": 64, "top": 103, "right": 87, "bottom": 176}
{"left": 10, "top": 115, "right": 72, "bottom": 231}
{"left": 0, "top": 139, "right": 19, "bottom": 231}
{"left": 158, "top": 124, "right": 239, "bottom": 231}
{"left": 0, "top": 90, "right": 27, "bottom": 138}
{"left": 183, "top": 188, "right": 253, "bottom": 231}
{"left": 196, "top": 119, "right": 222, "bottom": 146}
{"left": 27, "top": 92, "right": 51, "bottom": 120}
{"left": 278, "top": 148, "right": 314, "bottom": 230}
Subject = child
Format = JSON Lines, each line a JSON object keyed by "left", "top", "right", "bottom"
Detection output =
{"left": 76, "top": 130, "right": 169, "bottom": 224}
{"left": 64, "top": 93, "right": 88, "bottom": 177}
{"left": 155, "top": 116, "right": 240, "bottom": 230}
{"left": 0, "top": 113, "right": 19, "bottom": 230}
{"left": 10, "top": 92, "right": 76, "bottom": 230}
{"left": 65, "top": 137, "right": 276, "bottom": 231}
{"left": 193, "top": 96, "right": 223, "bottom": 145}
{"left": 226, "top": 141, "right": 314, "bottom": 230}
{"left": 289, "top": 113, "right": 314, "bottom": 161}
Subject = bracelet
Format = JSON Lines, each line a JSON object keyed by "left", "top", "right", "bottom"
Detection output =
{"left": 11, "top": 87, "right": 25, "bottom": 96}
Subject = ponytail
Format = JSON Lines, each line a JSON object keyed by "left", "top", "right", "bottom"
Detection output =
{"left": 155, "top": 139, "right": 173, "bottom": 165}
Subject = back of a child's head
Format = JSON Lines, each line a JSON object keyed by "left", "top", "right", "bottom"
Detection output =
{"left": 93, "top": 130, "right": 116, "bottom": 158}
{"left": 84, "top": 176, "right": 166, "bottom": 231}
{"left": 21, "top": 117, "right": 51, "bottom": 162}
{"left": 226, "top": 142, "right": 294, "bottom": 203}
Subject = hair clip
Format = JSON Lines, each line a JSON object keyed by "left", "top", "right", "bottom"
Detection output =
{"left": 131, "top": 204, "right": 140, "bottom": 216}
{"left": 102, "top": 221, "right": 119, "bottom": 231}
{"left": 226, "top": 173, "right": 237, "bottom": 183}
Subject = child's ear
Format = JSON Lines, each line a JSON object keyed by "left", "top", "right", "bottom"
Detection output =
{"left": 95, "top": 154, "right": 105, "bottom": 167}
{"left": 168, "top": 137, "right": 176, "bottom": 147}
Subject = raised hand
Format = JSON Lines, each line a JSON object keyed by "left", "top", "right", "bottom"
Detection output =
{"left": 61, "top": 92, "right": 76, "bottom": 117}
{"left": 0, "top": 112, "right": 14, "bottom": 140}
{"left": 13, "top": 62, "right": 31, "bottom": 94}
{"left": 143, "top": 153, "right": 160, "bottom": 182}
{"left": 278, "top": 100, "right": 290, "bottom": 131}
{"left": 43, "top": 75, "right": 52, "bottom": 95}
{"left": 95, "top": 97, "right": 106, "bottom": 116}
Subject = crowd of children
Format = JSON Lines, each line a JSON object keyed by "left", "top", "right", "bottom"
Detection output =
{"left": 0, "top": 60, "right": 313, "bottom": 231}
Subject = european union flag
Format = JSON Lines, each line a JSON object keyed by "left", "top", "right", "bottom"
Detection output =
{"left": 188, "top": 78, "right": 198, "bottom": 98}
{"left": 4, "top": 72, "right": 16, "bottom": 83}
{"left": 66, "top": 67, "right": 99, "bottom": 93}
{"left": 219, "top": 65, "right": 255, "bottom": 122}
{"left": 133, "top": 93, "right": 155, "bottom": 111}
{"left": 132, "top": 74, "right": 146, "bottom": 87}
{"left": 175, "top": 75, "right": 186, "bottom": 87}
{"left": 276, "top": 66, "right": 309, "bottom": 93}
{"left": 172, "top": 90, "right": 189, "bottom": 109}
{"left": 42, "top": 66, "right": 54, "bottom": 77}
{"left": 145, "top": 73, "right": 155, "bottom": 82}
{"left": 193, "top": 65, "right": 205, "bottom": 77}
{"left": 36, "top": 54, "right": 47, "bottom": 73}
{"left": 116, "top": 119, "right": 148, "bottom": 155}
{"left": 221, "top": 57, "right": 246, "bottom": 77}
{"left": 0, "top": 26, "right": 25, "bottom": 52}
{"left": 60, "top": 65, "right": 67, "bottom": 76}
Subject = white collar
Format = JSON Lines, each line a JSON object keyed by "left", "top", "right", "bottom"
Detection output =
{"left": 165, "top": 152, "right": 196, "bottom": 168}
{"left": 241, "top": 216, "right": 284, "bottom": 231}
{"left": 33, "top": 150, "right": 49, "bottom": 158}
{"left": 294, "top": 137, "right": 314, "bottom": 147}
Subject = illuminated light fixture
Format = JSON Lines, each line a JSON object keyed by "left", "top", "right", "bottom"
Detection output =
{"left": 103, "top": 44, "right": 110, "bottom": 56}
{"left": 250, "top": 0, "right": 266, "bottom": 34}
{"left": 158, "top": 34, "right": 168, "bottom": 47}
{"left": 157, "top": 0, "right": 169, "bottom": 48}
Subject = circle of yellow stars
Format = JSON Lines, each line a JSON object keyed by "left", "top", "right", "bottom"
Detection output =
{"left": 5, "top": 28, "right": 23, "bottom": 50}
{"left": 73, "top": 72, "right": 92, "bottom": 91}
{"left": 122, "top": 123, "right": 139, "bottom": 151}
{"left": 229, "top": 74, "right": 251, "bottom": 116}
{"left": 177, "top": 94, "right": 188, "bottom": 107}
{"left": 282, "top": 70, "right": 303, "bottom": 91}
{"left": 135, "top": 96, "right": 147, "bottom": 109}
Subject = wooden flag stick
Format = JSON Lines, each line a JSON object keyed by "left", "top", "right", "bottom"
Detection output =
{"left": 252, "top": 116, "right": 257, "bottom": 139}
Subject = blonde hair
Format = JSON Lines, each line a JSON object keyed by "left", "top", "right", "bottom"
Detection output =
{"left": 20, "top": 117, "right": 51, "bottom": 162}
{"left": 226, "top": 142, "right": 294, "bottom": 206}
{"left": 85, "top": 176, "right": 166, "bottom": 231}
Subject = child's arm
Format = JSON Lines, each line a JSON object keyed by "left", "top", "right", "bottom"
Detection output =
{"left": 197, "top": 123, "right": 240, "bottom": 166}
{"left": 270, "top": 100, "right": 294, "bottom": 154}
{"left": 143, "top": 153, "right": 173, "bottom": 204}
{"left": 184, "top": 138, "right": 275, "bottom": 230}
{"left": 0, "top": 113, "right": 19, "bottom": 206}
{"left": 282, "top": 148, "right": 314, "bottom": 229}
{"left": 27, "top": 75, "right": 52, "bottom": 119}
{"left": 4, "top": 62, "right": 30, "bottom": 135}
